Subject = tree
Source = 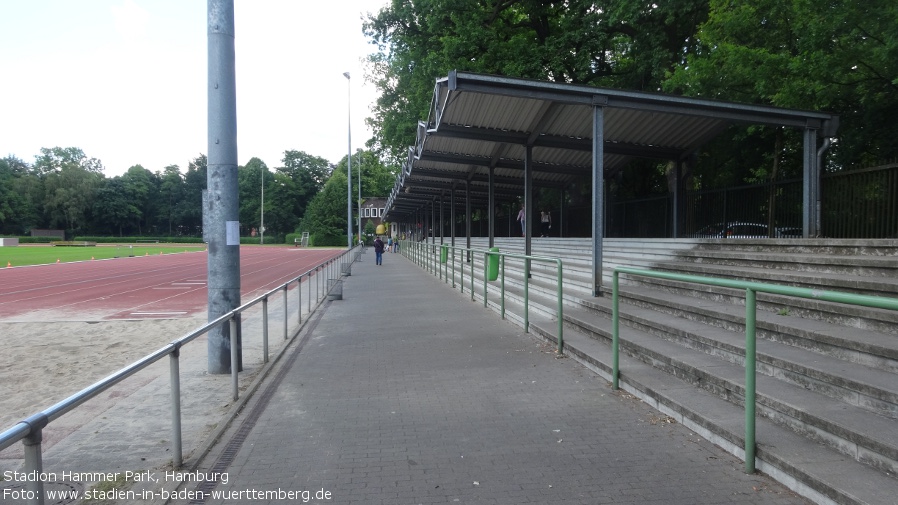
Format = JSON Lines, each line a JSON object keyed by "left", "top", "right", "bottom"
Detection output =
{"left": 265, "top": 150, "right": 333, "bottom": 238}
{"left": 238, "top": 157, "right": 269, "bottom": 235}
{"left": 663, "top": 0, "right": 898, "bottom": 168}
{"left": 364, "top": 0, "right": 709, "bottom": 163}
{"left": 120, "top": 165, "right": 157, "bottom": 235}
{"left": 159, "top": 165, "right": 185, "bottom": 236}
{"left": 43, "top": 164, "right": 104, "bottom": 234}
{"left": 94, "top": 177, "right": 139, "bottom": 236}
{"left": 299, "top": 170, "right": 349, "bottom": 246}
{"left": 181, "top": 154, "right": 207, "bottom": 235}
{"left": 0, "top": 156, "right": 39, "bottom": 234}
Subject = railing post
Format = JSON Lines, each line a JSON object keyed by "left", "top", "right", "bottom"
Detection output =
{"left": 169, "top": 346, "right": 183, "bottom": 468}
{"left": 500, "top": 255, "right": 506, "bottom": 319}
{"left": 261, "top": 297, "right": 269, "bottom": 363}
{"left": 22, "top": 414, "right": 48, "bottom": 505}
{"left": 451, "top": 246, "right": 456, "bottom": 288}
{"left": 745, "top": 287, "right": 757, "bottom": 474}
{"left": 230, "top": 317, "right": 239, "bottom": 401}
{"left": 523, "top": 258, "right": 530, "bottom": 332}
{"left": 298, "top": 276, "right": 302, "bottom": 326}
{"left": 556, "top": 259, "right": 564, "bottom": 354}
{"left": 612, "top": 271, "right": 620, "bottom": 390}
{"left": 483, "top": 251, "right": 488, "bottom": 308}
{"left": 283, "top": 285, "right": 289, "bottom": 340}
{"left": 470, "top": 252, "right": 475, "bottom": 302}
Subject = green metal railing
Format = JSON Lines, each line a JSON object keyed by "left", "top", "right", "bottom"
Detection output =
{"left": 611, "top": 266, "right": 898, "bottom": 474}
{"left": 403, "top": 240, "right": 565, "bottom": 353}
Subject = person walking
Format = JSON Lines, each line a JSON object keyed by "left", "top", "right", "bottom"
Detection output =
{"left": 516, "top": 204, "right": 526, "bottom": 237}
{"left": 540, "top": 211, "right": 552, "bottom": 237}
{"left": 374, "top": 236, "right": 385, "bottom": 265}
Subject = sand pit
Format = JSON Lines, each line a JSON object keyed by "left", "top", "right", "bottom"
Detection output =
{"left": 0, "top": 299, "right": 299, "bottom": 478}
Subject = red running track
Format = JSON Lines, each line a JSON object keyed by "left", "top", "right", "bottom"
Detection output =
{"left": 0, "top": 247, "right": 342, "bottom": 321}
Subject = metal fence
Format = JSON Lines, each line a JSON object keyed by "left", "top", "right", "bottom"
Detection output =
{"left": 0, "top": 246, "right": 360, "bottom": 505}
{"left": 609, "top": 163, "right": 898, "bottom": 239}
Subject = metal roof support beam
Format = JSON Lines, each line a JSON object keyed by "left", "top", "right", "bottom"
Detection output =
{"left": 592, "top": 100, "right": 606, "bottom": 297}
{"left": 430, "top": 198, "right": 436, "bottom": 246}
{"left": 803, "top": 127, "right": 820, "bottom": 237}
{"left": 451, "top": 187, "right": 456, "bottom": 247}
{"left": 488, "top": 166, "right": 495, "bottom": 248}
{"left": 672, "top": 160, "right": 686, "bottom": 237}
{"left": 440, "top": 193, "right": 445, "bottom": 244}
{"left": 524, "top": 145, "right": 533, "bottom": 258}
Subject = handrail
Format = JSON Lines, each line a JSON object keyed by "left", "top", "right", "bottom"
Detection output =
{"left": 611, "top": 266, "right": 898, "bottom": 475}
{"left": 402, "top": 240, "right": 564, "bottom": 353}
{"left": 0, "top": 245, "right": 360, "bottom": 505}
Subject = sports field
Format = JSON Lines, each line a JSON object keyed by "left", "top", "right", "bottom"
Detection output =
{"left": 0, "top": 244, "right": 207, "bottom": 267}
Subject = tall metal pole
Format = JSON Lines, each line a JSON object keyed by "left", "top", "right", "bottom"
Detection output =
{"left": 358, "top": 150, "right": 362, "bottom": 243}
{"left": 207, "top": 0, "right": 241, "bottom": 374}
{"left": 260, "top": 166, "right": 265, "bottom": 245}
{"left": 344, "top": 72, "right": 352, "bottom": 248}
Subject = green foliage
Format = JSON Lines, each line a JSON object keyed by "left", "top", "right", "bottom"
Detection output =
{"left": 364, "top": 0, "right": 709, "bottom": 163}
{"left": 309, "top": 233, "right": 345, "bottom": 247}
{"left": 74, "top": 236, "right": 205, "bottom": 244}
{"left": 0, "top": 147, "right": 339, "bottom": 240}
{"left": 300, "top": 170, "right": 350, "bottom": 246}
{"left": 664, "top": 0, "right": 898, "bottom": 168}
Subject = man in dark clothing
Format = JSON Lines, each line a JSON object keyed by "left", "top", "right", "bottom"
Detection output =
{"left": 374, "top": 236, "right": 385, "bottom": 265}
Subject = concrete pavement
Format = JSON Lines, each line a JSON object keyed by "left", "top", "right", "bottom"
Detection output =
{"left": 172, "top": 250, "right": 810, "bottom": 505}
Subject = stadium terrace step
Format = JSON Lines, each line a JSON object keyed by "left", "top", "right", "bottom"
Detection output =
{"left": 417, "top": 236, "right": 898, "bottom": 505}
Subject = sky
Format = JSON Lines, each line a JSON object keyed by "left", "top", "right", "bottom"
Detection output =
{"left": 0, "top": 0, "right": 388, "bottom": 176}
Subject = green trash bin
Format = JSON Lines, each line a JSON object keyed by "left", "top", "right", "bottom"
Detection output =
{"left": 487, "top": 247, "right": 500, "bottom": 281}
{"left": 440, "top": 244, "right": 448, "bottom": 263}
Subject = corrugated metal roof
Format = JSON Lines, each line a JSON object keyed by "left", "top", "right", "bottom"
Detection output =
{"left": 386, "top": 71, "right": 837, "bottom": 220}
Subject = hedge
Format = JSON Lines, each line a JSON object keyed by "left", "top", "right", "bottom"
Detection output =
{"left": 75, "top": 236, "right": 205, "bottom": 244}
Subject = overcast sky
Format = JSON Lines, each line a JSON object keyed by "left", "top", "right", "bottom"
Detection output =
{"left": 0, "top": 0, "right": 387, "bottom": 176}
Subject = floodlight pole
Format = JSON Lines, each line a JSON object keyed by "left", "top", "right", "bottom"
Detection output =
{"left": 344, "top": 71, "right": 352, "bottom": 249}
{"left": 260, "top": 166, "right": 265, "bottom": 245}
{"left": 207, "top": 0, "right": 241, "bottom": 374}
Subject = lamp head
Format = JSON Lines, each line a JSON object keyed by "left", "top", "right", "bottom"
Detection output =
{"left": 343, "top": 72, "right": 350, "bottom": 79}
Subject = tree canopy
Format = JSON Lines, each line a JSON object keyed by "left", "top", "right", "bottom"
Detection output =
{"left": 364, "top": 0, "right": 898, "bottom": 182}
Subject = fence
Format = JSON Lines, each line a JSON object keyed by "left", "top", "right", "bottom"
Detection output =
{"left": 403, "top": 240, "right": 564, "bottom": 353}
{"left": 610, "top": 266, "right": 898, "bottom": 474}
{"left": 0, "top": 246, "right": 360, "bottom": 505}
{"left": 609, "top": 163, "right": 898, "bottom": 239}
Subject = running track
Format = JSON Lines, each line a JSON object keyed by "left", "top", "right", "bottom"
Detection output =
{"left": 0, "top": 247, "right": 342, "bottom": 321}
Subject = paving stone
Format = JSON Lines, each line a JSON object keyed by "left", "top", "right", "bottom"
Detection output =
{"left": 175, "top": 253, "right": 810, "bottom": 505}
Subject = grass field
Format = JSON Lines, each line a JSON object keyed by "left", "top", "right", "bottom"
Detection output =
{"left": 0, "top": 244, "right": 207, "bottom": 267}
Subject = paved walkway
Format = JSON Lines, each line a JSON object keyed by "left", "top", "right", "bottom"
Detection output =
{"left": 173, "top": 250, "right": 810, "bottom": 505}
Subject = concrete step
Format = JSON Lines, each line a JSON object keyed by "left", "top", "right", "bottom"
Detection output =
{"left": 555, "top": 303, "right": 898, "bottom": 478}
{"left": 604, "top": 284, "right": 898, "bottom": 373}
{"left": 526, "top": 321, "right": 898, "bottom": 505}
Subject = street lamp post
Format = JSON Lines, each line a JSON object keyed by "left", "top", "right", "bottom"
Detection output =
{"left": 357, "top": 149, "right": 362, "bottom": 245}
{"left": 344, "top": 71, "right": 352, "bottom": 249}
{"left": 260, "top": 166, "right": 265, "bottom": 245}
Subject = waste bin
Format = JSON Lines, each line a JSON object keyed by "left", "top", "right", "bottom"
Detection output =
{"left": 341, "top": 263, "right": 351, "bottom": 277}
{"left": 327, "top": 278, "right": 343, "bottom": 300}
{"left": 487, "top": 247, "right": 500, "bottom": 281}
{"left": 440, "top": 244, "right": 448, "bottom": 263}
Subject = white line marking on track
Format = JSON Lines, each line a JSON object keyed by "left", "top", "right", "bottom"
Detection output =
{"left": 129, "top": 311, "right": 188, "bottom": 316}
